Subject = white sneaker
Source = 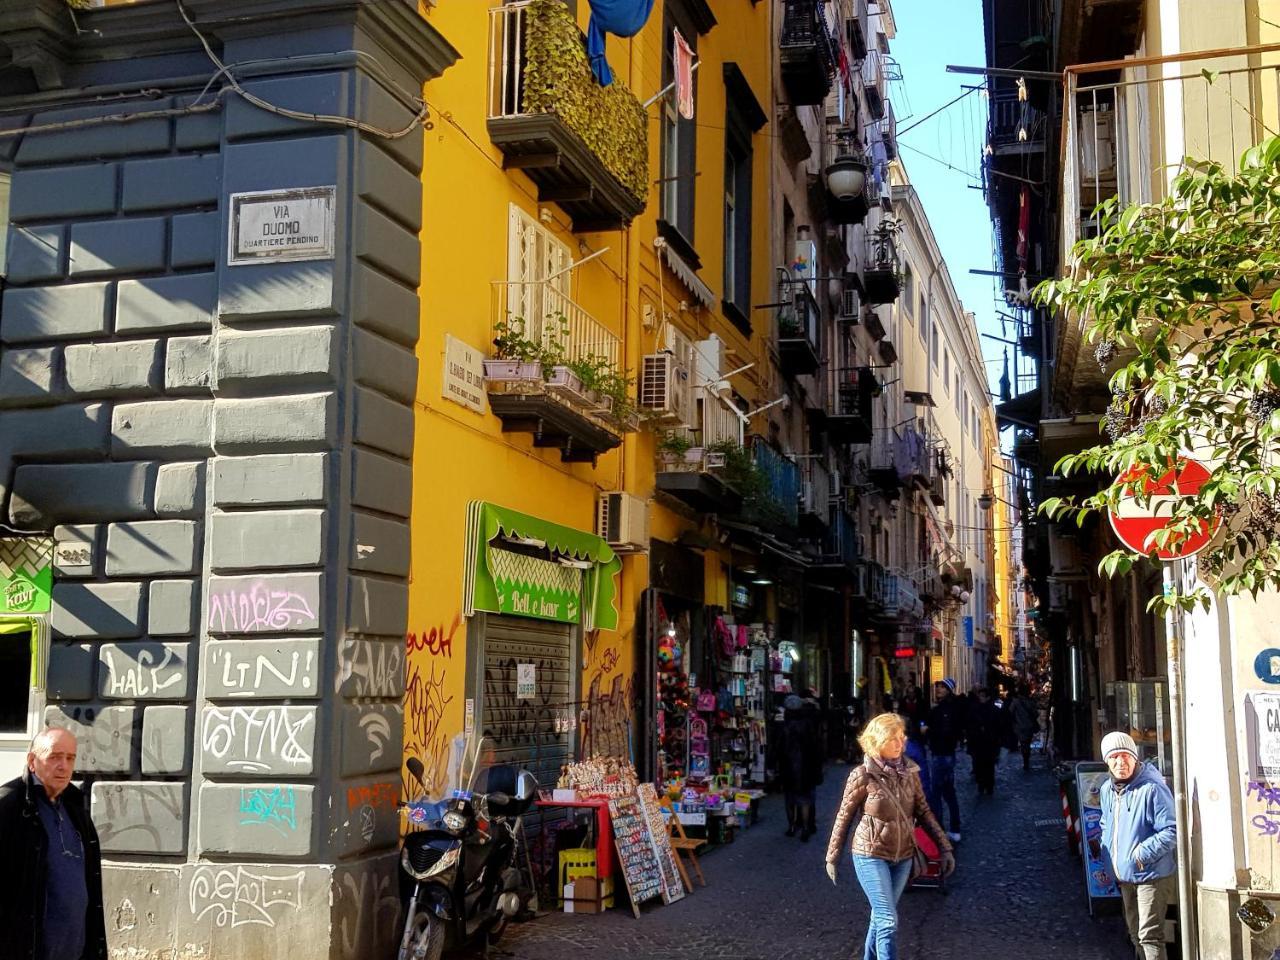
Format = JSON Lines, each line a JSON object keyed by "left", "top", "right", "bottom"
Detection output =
{"left": 947, "top": 832, "right": 961, "bottom": 843}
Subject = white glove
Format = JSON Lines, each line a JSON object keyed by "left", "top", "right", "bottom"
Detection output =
{"left": 826, "top": 861, "right": 838, "bottom": 885}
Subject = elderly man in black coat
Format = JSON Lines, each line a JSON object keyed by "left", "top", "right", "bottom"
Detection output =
{"left": 0, "top": 726, "right": 107, "bottom": 960}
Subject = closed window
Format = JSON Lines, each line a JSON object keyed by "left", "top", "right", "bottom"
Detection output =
{"left": 722, "top": 64, "right": 764, "bottom": 331}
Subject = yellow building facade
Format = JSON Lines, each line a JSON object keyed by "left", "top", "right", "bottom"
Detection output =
{"left": 408, "top": 0, "right": 776, "bottom": 796}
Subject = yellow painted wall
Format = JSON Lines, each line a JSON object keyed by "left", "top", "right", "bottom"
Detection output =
{"left": 407, "top": 0, "right": 775, "bottom": 797}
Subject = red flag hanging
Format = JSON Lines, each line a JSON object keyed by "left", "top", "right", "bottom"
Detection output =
{"left": 674, "top": 27, "right": 695, "bottom": 120}
{"left": 1016, "top": 185, "right": 1030, "bottom": 271}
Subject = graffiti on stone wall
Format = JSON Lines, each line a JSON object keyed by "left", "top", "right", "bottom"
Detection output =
{"left": 339, "top": 637, "right": 402, "bottom": 698}
{"left": 238, "top": 786, "right": 298, "bottom": 836}
{"left": 188, "top": 865, "right": 305, "bottom": 929}
{"left": 334, "top": 865, "right": 400, "bottom": 960}
{"left": 102, "top": 646, "right": 185, "bottom": 698}
{"left": 403, "top": 616, "right": 459, "bottom": 798}
{"left": 202, "top": 706, "right": 314, "bottom": 773}
{"left": 208, "top": 581, "right": 317, "bottom": 633}
{"left": 211, "top": 646, "right": 316, "bottom": 696}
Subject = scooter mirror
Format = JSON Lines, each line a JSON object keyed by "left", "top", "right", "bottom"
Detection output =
{"left": 406, "top": 757, "right": 426, "bottom": 786}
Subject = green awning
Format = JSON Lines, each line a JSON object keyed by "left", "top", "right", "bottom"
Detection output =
{"left": 464, "top": 501, "right": 622, "bottom": 630}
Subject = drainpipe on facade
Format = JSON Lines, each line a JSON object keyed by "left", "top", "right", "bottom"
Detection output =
{"left": 1163, "top": 560, "right": 1198, "bottom": 960}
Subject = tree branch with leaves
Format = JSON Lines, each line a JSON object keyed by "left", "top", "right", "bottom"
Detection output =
{"left": 1035, "top": 137, "right": 1280, "bottom": 613}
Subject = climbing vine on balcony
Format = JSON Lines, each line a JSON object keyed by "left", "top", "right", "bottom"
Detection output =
{"left": 521, "top": 0, "right": 648, "bottom": 203}
{"left": 1036, "top": 135, "right": 1280, "bottom": 611}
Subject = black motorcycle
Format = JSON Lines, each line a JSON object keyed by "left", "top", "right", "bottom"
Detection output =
{"left": 397, "top": 746, "right": 537, "bottom": 960}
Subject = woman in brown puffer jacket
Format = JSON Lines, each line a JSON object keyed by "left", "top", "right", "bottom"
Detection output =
{"left": 824, "top": 712, "right": 956, "bottom": 960}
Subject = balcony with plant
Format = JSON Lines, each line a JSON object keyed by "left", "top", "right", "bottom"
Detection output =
{"left": 485, "top": 290, "right": 640, "bottom": 461}
{"left": 864, "top": 221, "right": 902, "bottom": 305}
{"left": 654, "top": 431, "right": 746, "bottom": 514}
{"left": 486, "top": 0, "right": 648, "bottom": 230}
{"left": 776, "top": 271, "right": 822, "bottom": 378}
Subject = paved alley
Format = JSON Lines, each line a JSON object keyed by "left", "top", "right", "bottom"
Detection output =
{"left": 492, "top": 752, "right": 1131, "bottom": 960}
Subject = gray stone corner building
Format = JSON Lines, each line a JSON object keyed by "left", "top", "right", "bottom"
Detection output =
{"left": 0, "top": 1, "right": 456, "bottom": 957}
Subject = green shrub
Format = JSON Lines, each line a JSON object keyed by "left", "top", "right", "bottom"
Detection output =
{"left": 522, "top": 0, "right": 649, "bottom": 204}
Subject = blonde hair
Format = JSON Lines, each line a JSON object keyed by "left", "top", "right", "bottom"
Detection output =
{"left": 858, "top": 712, "right": 906, "bottom": 757}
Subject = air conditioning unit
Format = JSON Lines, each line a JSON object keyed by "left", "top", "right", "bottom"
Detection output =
{"left": 841, "top": 285, "right": 860, "bottom": 323}
{"left": 800, "top": 479, "right": 816, "bottom": 515}
{"left": 851, "top": 564, "right": 868, "bottom": 598}
{"left": 639, "top": 352, "right": 692, "bottom": 425}
{"left": 596, "top": 492, "right": 649, "bottom": 553}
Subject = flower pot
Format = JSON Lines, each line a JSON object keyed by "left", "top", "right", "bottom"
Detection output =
{"left": 484, "top": 359, "right": 542, "bottom": 381}
{"left": 547, "top": 366, "right": 583, "bottom": 393}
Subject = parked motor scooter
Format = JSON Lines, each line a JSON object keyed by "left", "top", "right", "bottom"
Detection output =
{"left": 397, "top": 739, "right": 537, "bottom": 960}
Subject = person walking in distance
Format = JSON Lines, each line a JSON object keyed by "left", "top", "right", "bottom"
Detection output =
{"left": 825, "top": 713, "right": 955, "bottom": 960}
{"left": 1098, "top": 731, "right": 1177, "bottom": 960}
{"left": 923, "top": 678, "right": 964, "bottom": 842}
{"left": 966, "top": 687, "right": 1004, "bottom": 796}
{"left": 0, "top": 727, "right": 107, "bottom": 960}
{"left": 780, "top": 693, "right": 823, "bottom": 840}
{"left": 1008, "top": 683, "right": 1040, "bottom": 771}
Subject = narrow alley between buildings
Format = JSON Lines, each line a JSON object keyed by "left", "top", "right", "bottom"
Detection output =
{"left": 493, "top": 753, "right": 1129, "bottom": 960}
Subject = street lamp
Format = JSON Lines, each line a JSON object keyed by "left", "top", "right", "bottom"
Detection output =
{"left": 825, "top": 129, "right": 867, "bottom": 201}
{"left": 978, "top": 492, "right": 994, "bottom": 512}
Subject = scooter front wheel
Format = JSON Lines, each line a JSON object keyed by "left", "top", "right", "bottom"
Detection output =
{"left": 409, "top": 912, "right": 445, "bottom": 960}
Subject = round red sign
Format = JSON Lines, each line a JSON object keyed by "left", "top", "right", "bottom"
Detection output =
{"left": 1108, "top": 457, "right": 1221, "bottom": 560}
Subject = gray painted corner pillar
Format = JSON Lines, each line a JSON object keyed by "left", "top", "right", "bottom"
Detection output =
{"left": 0, "top": 2, "right": 456, "bottom": 958}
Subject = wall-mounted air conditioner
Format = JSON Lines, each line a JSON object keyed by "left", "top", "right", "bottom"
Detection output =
{"left": 596, "top": 492, "right": 649, "bottom": 553}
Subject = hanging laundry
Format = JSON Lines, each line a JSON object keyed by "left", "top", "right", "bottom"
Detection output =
{"left": 586, "top": 0, "right": 656, "bottom": 87}
{"left": 736, "top": 624, "right": 749, "bottom": 650}
{"left": 674, "top": 27, "right": 695, "bottom": 119}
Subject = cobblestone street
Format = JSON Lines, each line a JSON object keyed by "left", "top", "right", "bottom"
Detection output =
{"left": 492, "top": 752, "right": 1131, "bottom": 959}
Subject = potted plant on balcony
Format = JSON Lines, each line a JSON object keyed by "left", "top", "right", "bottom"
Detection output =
{"left": 657, "top": 431, "right": 701, "bottom": 470}
{"left": 486, "top": 318, "right": 546, "bottom": 381}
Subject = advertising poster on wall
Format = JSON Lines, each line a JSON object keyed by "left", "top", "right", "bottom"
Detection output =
{"left": 1245, "top": 692, "right": 1280, "bottom": 783}
{"left": 1075, "top": 761, "right": 1121, "bottom": 914}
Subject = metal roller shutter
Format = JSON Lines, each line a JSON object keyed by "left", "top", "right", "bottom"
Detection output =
{"left": 480, "top": 615, "right": 575, "bottom": 794}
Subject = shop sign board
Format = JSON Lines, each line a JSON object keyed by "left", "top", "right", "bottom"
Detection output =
{"left": 1075, "top": 761, "right": 1121, "bottom": 913}
{"left": 228, "top": 186, "right": 336, "bottom": 266}
{"left": 1108, "top": 457, "right": 1220, "bottom": 560}
{"left": 963, "top": 616, "right": 974, "bottom": 648}
{"left": 442, "top": 335, "right": 487, "bottom": 415}
{"left": 0, "top": 537, "right": 53, "bottom": 615}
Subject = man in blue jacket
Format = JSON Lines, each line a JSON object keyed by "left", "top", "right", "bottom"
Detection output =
{"left": 1098, "top": 731, "right": 1177, "bottom": 960}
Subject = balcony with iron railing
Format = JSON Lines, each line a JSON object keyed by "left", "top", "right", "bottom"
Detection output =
{"left": 869, "top": 429, "right": 906, "bottom": 500}
{"left": 988, "top": 88, "right": 1046, "bottom": 156}
{"left": 863, "top": 48, "right": 887, "bottom": 121}
{"left": 1058, "top": 49, "right": 1280, "bottom": 399}
{"left": 487, "top": 0, "right": 647, "bottom": 231}
{"left": 821, "top": 506, "right": 862, "bottom": 571}
{"left": 780, "top": 0, "right": 838, "bottom": 106}
{"left": 880, "top": 99, "right": 897, "bottom": 161}
{"left": 1062, "top": 53, "right": 1278, "bottom": 260}
{"left": 744, "top": 436, "right": 801, "bottom": 533}
{"left": 484, "top": 280, "right": 628, "bottom": 462}
{"left": 824, "top": 364, "right": 876, "bottom": 445}
{"left": 776, "top": 272, "right": 822, "bottom": 378}
{"left": 863, "top": 223, "right": 900, "bottom": 305}
{"left": 799, "top": 456, "right": 832, "bottom": 534}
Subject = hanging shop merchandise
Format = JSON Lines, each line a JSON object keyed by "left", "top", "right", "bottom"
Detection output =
{"left": 681, "top": 611, "right": 768, "bottom": 789}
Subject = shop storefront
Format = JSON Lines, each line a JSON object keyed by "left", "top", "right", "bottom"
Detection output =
{"left": 462, "top": 501, "right": 621, "bottom": 791}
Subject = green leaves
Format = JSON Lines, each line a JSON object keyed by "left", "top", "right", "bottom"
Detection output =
{"left": 1049, "top": 135, "right": 1280, "bottom": 598}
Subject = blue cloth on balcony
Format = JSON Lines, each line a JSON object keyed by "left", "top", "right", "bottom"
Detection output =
{"left": 586, "top": 0, "right": 655, "bottom": 86}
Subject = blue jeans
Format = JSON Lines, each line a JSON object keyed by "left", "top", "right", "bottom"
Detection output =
{"left": 852, "top": 854, "right": 913, "bottom": 960}
{"left": 929, "top": 754, "right": 960, "bottom": 832}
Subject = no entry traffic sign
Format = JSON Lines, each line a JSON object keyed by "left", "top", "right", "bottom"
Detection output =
{"left": 1108, "top": 457, "right": 1221, "bottom": 560}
